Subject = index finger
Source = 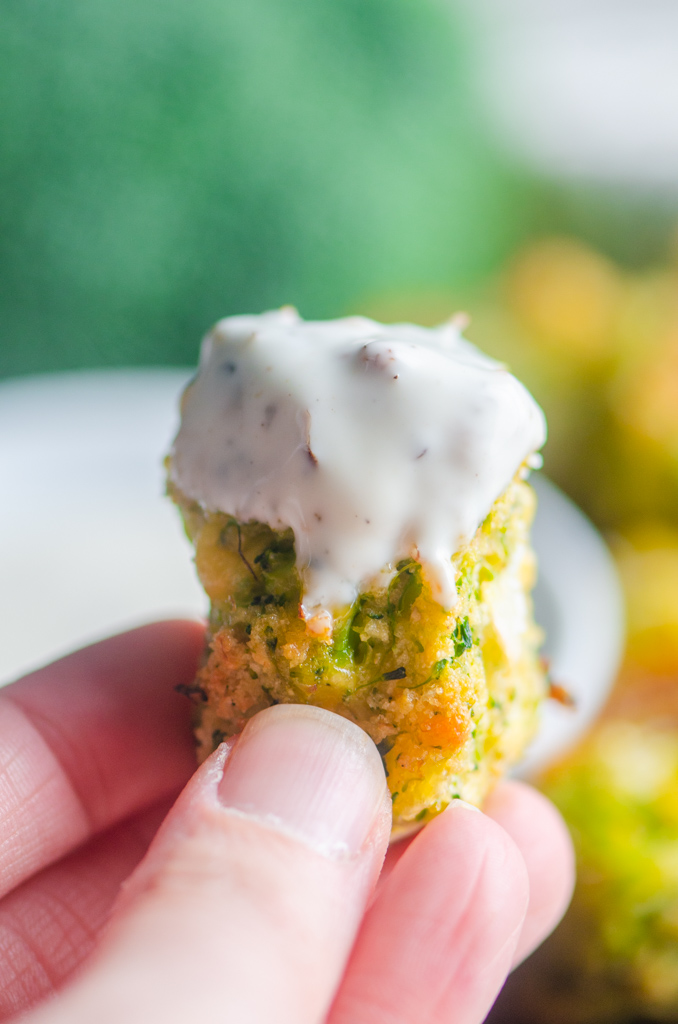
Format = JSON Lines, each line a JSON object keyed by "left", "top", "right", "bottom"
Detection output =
{"left": 0, "top": 620, "right": 203, "bottom": 899}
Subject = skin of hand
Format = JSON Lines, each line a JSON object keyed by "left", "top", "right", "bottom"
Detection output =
{"left": 0, "top": 621, "right": 574, "bottom": 1024}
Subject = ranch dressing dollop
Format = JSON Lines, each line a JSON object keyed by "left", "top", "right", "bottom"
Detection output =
{"left": 170, "top": 308, "right": 546, "bottom": 622}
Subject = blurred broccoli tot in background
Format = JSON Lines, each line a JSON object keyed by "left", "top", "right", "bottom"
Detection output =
{"left": 0, "top": 0, "right": 528, "bottom": 378}
{"left": 474, "top": 237, "right": 678, "bottom": 533}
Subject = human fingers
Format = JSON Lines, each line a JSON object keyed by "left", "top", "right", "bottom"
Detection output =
{"left": 0, "top": 800, "right": 171, "bottom": 1022}
{"left": 482, "top": 779, "right": 574, "bottom": 966}
{"left": 375, "top": 780, "right": 574, "bottom": 948}
{"left": 328, "top": 802, "right": 529, "bottom": 1024}
{"left": 0, "top": 620, "right": 203, "bottom": 899}
{"left": 27, "top": 705, "right": 391, "bottom": 1024}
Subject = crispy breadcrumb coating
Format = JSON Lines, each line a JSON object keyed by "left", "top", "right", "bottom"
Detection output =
{"left": 170, "top": 473, "right": 544, "bottom": 832}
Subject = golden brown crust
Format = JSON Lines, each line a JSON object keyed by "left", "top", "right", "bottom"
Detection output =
{"left": 172, "top": 475, "right": 545, "bottom": 828}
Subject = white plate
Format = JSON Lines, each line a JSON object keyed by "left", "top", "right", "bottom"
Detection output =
{"left": 0, "top": 370, "right": 624, "bottom": 772}
{"left": 519, "top": 473, "right": 624, "bottom": 776}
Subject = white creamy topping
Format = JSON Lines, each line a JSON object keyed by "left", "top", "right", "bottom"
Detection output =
{"left": 170, "top": 308, "right": 546, "bottom": 619}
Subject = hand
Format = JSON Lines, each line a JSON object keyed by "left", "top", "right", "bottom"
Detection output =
{"left": 0, "top": 622, "right": 574, "bottom": 1024}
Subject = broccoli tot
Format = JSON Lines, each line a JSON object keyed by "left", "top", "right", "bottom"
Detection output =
{"left": 171, "top": 474, "right": 544, "bottom": 831}
{"left": 168, "top": 310, "right": 546, "bottom": 833}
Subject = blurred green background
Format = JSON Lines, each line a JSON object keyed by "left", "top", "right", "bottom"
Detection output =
{"left": 3, "top": 0, "right": 676, "bottom": 379}
{"left": 0, "top": 0, "right": 534, "bottom": 377}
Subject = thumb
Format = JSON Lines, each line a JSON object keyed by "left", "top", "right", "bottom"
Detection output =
{"left": 32, "top": 705, "right": 391, "bottom": 1024}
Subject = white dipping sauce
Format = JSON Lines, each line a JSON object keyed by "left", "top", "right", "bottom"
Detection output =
{"left": 170, "top": 308, "right": 546, "bottom": 620}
